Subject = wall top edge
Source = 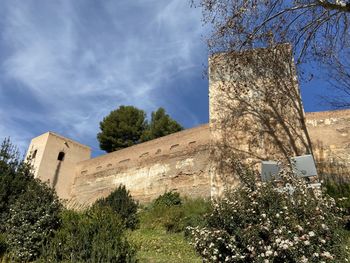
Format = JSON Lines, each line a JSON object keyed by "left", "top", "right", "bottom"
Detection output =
{"left": 31, "top": 131, "right": 91, "bottom": 150}
{"left": 209, "top": 43, "right": 292, "bottom": 61}
{"left": 305, "top": 108, "right": 350, "bottom": 120}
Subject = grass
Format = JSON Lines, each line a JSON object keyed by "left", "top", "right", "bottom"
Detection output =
{"left": 128, "top": 227, "right": 201, "bottom": 263}
{"left": 127, "top": 197, "right": 210, "bottom": 263}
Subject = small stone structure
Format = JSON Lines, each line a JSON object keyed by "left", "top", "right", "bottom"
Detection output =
{"left": 26, "top": 45, "right": 350, "bottom": 206}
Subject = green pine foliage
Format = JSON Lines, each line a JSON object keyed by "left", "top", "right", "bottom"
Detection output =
{"left": 40, "top": 207, "right": 137, "bottom": 263}
{"left": 97, "top": 105, "right": 148, "bottom": 152}
{"left": 94, "top": 185, "right": 139, "bottom": 230}
{"left": 97, "top": 106, "right": 183, "bottom": 152}
{"left": 141, "top": 107, "right": 183, "bottom": 142}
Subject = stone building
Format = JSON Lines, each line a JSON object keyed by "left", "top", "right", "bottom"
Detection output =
{"left": 26, "top": 45, "right": 350, "bottom": 206}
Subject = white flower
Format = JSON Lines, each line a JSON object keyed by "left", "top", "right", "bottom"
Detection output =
{"left": 321, "top": 251, "right": 333, "bottom": 259}
{"left": 308, "top": 231, "right": 315, "bottom": 237}
{"left": 282, "top": 244, "right": 289, "bottom": 250}
{"left": 296, "top": 225, "right": 303, "bottom": 231}
{"left": 300, "top": 256, "right": 308, "bottom": 262}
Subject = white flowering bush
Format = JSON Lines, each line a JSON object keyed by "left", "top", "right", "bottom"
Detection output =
{"left": 190, "top": 168, "right": 347, "bottom": 262}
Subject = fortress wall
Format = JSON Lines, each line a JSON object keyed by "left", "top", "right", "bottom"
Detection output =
{"left": 305, "top": 109, "right": 350, "bottom": 173}
{"left": 70, "top": 125, "right": 211, "bottom": 205}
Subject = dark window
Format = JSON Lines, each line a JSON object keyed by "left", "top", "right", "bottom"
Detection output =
{"left": 57, "top": 152, "right": 65, "bottom": 161}
{"left": 32, "top": 149, "right": 37, "bottom": 159}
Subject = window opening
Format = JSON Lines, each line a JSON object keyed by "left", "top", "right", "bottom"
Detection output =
{"left": 57, "top": 152, "right": 65, "bottom": 161}
{"left": 32, "top": 149, "right": 37, "bottom": 159}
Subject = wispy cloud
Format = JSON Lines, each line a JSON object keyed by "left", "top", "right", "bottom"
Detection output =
{"left": 0, "top": 0, "right": 208, "bottom": 155}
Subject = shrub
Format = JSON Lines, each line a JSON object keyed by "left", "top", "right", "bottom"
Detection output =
{"left": 0, "top": 138, "right": 33, "bottom": 231}
{"left": 141, "top": 196, "right": 211, "bottom": 233}
{"left": 0, "top": 233, "right": 7, "bottom": 259}
{"left": 5, "top": 179, "right": 62, "bottom": 262}
{"left": 40, "top": 207, "right": 137, "bottom": 263}
{"left": 323, "top": 175, "right": 350, "bottom": 210}
{"left": 190, "top": 168, "right": 346, "bottom": 262}
{"left": 153, "top": 191, "right": 182, "bottom": 207}
{"left": 94, "top": 185, "right": 139, "bottom": 230}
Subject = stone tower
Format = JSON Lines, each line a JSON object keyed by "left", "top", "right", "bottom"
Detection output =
{"left": 26, "top": 132, "right": 91, "bottom": 199}
{"left": 209, "top": 44, "right": 312, "bottom": 196}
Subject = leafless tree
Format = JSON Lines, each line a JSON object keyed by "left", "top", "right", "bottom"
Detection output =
{"left": 193, "top": 0, "right": 350, "bottom": 107}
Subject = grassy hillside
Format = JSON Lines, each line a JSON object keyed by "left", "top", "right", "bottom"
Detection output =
{"left": 128, "top": 196, "right": 210, "bottom": 263}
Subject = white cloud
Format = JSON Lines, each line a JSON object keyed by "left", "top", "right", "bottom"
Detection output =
{"left": 0, "top": 0, "right": 207, "bottom": 155}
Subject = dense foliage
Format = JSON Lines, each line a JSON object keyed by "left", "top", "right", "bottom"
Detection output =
{"left": 97, "top": 105, "right": 148, "bottom": 152}
{"left": 97, "top": 105, "right": 183, "bottom": 152}
{"left": 142, "top": 193, "right": 211, "bottom": 233}
{"left": 0, "top": 138, "right": 33, "bottom": 231}
{"left": 190, "top": 169, "right": 346, "bottom": 262}
{"left": 40, "top": 207, "right": 137, "bottom": 263}
{"left": 6, "top": 180, "right": 62, "bottom": 262}
{"left": 153, "top": 191, "right": 182, "bottom": 207}
{"left": 141, "top": 107, "right": 183, "bottom": 141}
{"left": 94, "top": 185, "right": 139, "bottom": 230}
{"left": 0, "top": 138, "right": 62, "bottom": 262}
{"left": 321, "top": 172, "right": 350, "bottom": 231}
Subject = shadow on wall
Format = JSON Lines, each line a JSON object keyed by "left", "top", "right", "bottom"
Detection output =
{"left": 209, "top": 44, "right": 313, "bottom": 191}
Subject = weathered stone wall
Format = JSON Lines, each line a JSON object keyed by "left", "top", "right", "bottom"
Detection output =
{"left": 305, "top": 109, "right": 350, "bottom": 175}
{"left": 209, "top": 44, "right": 312, "bottom": 196}
{"left": 70, "top": 125, "right": 211, "bottom": 206}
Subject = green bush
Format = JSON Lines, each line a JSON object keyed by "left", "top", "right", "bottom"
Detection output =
{"left": 40, "top": 207, "right": 137, "bottom": 263}
{"left": 0, "top": 138, "right": 33, "bottom": 231}
{"left": 5, "top": 179, "right": 62, "bottom": 262}
{"left": 323, "top": 175, "right": 350, "bottom": 210}
{"left": 189, "top": 168, "right": 346, "bottom": 262}
{"left": 0, "top": 138, "right": 62, "bottom": 261}
{"left": 153, "top": 191, "right": 182, "bottom": 207}
{"left": 141, "top": 196, "right": 210, "bottom": 233}
{"left": 94, "top": 185, "right": 139, "bottom": 230}
{"left": 0, "top": 233, "right": 7, "bottom": 259}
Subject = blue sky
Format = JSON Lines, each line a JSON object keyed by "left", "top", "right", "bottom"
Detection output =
{"left": 0, "top": 0, "right": 338, "bottom": 157}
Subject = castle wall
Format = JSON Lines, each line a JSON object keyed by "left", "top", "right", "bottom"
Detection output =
{"left": 305, "top": 109, "right": 350, "bottom": 175}
{"left": 70, "top": 125, "right": 211, "bottom": 206}
{"left": 26, "top": 45, "right": 350, "bottom": 206}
